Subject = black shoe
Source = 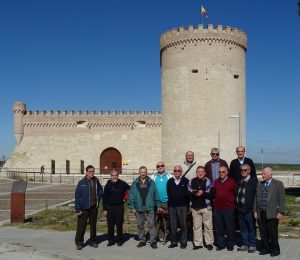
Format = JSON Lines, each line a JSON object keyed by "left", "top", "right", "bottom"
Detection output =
{"left": 193, "top": 246, "right": 203, "bottom": 250}
{"left": 180, "top": 244, "right": 187, "bottom": 249}
{"left": 137, "top": 241, "right": 146, "bottom": 248}
{"left": 168, "top": 244, "right": 178, "bottom": 248}
{"left": 89, "top": 242, "right": 98, "bottom": 248}
{"left": 216, "top": 246, "right": 225, "bottom": 251}
{"left": 259, "top": 251, "right": 270, "bottom": 255}
{"left": 107, "top": 241, "right": 115, "bottom": 247}
{"left": 227, "top": 247, "right": 234, "bottom": 251}
{"left": 76, "top": 244, "right": 83, "bottom": 250}
{"left": 270, "top": 252, "right": 280, "bottom": 257}
{"left": 117, "top": 241, "right": 123, "bottom": 247}
{"left": 150, "top": 242, "right": 158, "bottom": 249}
{"left": 206, "top": 245, "right": 213, "bottom": 251}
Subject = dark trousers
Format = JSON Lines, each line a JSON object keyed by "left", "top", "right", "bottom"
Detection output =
{"left": 169, "top": 206, "right": 187, "bottom": 246}
{"left": 214, "top": 209, "right": 235, "bottom": 248}
{"left": 75, "top": 206, "right": 98, "bottom": 245}
{"left": 258, "top": 211, "right": 280, "bottom": 254}
{"left": 238, "top": 211, "right": 256, "bottom": 247}
{"left": 107, "top": 204, "right": 124, "bottom": 242}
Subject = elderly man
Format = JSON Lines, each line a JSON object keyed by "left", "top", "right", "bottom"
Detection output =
{"left": 75, "top": 165, "right": 103, "bottom": 250}
{"left": 204, "top": 148, "right": 228, "bottom": 184}
{"left": 182, "top": 151, "right": 200, "bottom": 180}
{"left": 128, "top": 166, "right": 161, "bottom": 249}
{"left": 151, "top": 161, "right": 172, "bottom": 243}
{"left": 229, "top": 146, "right": 257, "bottom": 184}
{"left": 236, "top": 164, "right": 257, "bottom": 253}
{"left": 214, "top": 166, "right": 237, "bottom": 251}
{"left": 254, "top": 167, "right": 285, "bottom": 257}
{"left": 167, "top": 165, "right": 190, "bottom": 249}
{"left": 102, "top": 169, "right": 130, "bottom": 246}
{"left": 190, "top": 166, "right": 214, "bottom": 250}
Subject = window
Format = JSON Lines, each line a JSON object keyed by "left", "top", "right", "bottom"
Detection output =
{"left": 66, "top": 160, "right": 70, "bottom": 174}
{"left": 51, "top": 160, "right": 55, "bottom": 174}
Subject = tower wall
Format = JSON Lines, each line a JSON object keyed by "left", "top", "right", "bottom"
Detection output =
{"left": 13, "top": 102, "right": 26, "bottom": 145}
{"left": 160, "top": 24, "right": 247, "bottom": 167}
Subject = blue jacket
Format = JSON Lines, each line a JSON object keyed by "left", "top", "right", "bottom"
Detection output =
{"left": 75, "top": 176, "right": 103, "bottom": 213}
{"left": 128, "top": 177, "right": 160, "bottom": 212}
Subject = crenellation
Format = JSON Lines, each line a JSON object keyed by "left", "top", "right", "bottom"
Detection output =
{"left": 160, "top": 24, "right": 247, "bottom": 52}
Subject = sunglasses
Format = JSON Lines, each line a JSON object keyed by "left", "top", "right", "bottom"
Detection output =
{"left": 157, "top": 165, "right": 164, "bottom": 168}
{"left": 174, "top": 170, "right": 182, "bottom": 172}
{"left": 241, "top": 169, "right": 248, "bottom": 172}
{"left": 211, "top": 153, "right": 219, "bottom": 155}
{"left": 219, "top": 171, "right": 226, "bottom": 173}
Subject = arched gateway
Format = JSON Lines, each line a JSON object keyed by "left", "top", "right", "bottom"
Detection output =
{"left": 100, "top": 147, "right": 122, "bottom": 174}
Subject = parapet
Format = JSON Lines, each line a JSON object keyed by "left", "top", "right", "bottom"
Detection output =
{"left": 160, "top": 24, "right": 247, "bottom": 53}
{"left": 13, "top": 102, "right": 26, "bottom": 113}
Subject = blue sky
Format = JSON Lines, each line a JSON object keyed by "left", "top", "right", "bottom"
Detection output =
{"left": 0, "top": 0, "right": 299, "bottom": 164}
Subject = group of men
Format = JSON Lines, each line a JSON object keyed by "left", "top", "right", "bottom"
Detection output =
{"left": 74, "top": 146, "right": 285, "bottom": 257}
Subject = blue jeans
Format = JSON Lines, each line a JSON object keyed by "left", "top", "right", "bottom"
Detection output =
{"left": 238, "top": 211, "right": 256, "bottom": 247}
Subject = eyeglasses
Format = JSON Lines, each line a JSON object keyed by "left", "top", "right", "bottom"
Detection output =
{"left": 88, "top": 171, "right": 95, "bottom": 173}
{"left": 211, "top": 153, "right": 219, "bottom": 155}
{"left": 219, "top": 171, "right": 226, "bottom": 173}
{"left": 157, "top": 165, "right": 164, "bottom": 168}
{"left": 241, "top": 169, "right": 248, "bottom": 172}
{"left": 174, "top": 170, "right": 181, "bottom": 172}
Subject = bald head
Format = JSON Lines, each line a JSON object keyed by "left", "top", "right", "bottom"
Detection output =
{"left": 262, "top": 167, "right": 273, "bottom": 181}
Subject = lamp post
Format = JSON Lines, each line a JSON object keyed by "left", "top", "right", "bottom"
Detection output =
{"left": 217, "top": 130, "right": 220, "bottom": 150}
{"left": 229, "top": 112, "right": 241, "bottom": 146}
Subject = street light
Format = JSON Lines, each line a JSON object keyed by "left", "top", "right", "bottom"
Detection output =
{"left": 229, "top": 112, "right": 242, "bottom": 146}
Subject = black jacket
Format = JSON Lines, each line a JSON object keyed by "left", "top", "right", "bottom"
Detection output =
{"left": 229, "top": 157, "right": 257, "bottom": 184}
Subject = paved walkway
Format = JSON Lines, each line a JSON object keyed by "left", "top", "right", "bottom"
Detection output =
{"left": 0, "top": 227, "right": 299, "bottom": 260}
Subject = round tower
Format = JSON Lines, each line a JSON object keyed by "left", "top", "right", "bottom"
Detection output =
{"left": 13, "top": 102, "right": 26, "bottom": 145}
{"left": 160, "top": 24, "right": 247, "bottom": 167}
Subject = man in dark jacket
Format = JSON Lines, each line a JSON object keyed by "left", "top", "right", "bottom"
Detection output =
{"left": 190, "top": 166, "right": 214, "bottom": 250}
{"left": 204, "top": 148, "right": 228, "bottom": 184}
{"left": 254, "top": 167, "right": 285, "bottom": 257}
{"left": 236, "top": 164, "right": 257, "bottom": 253}
{"left": 103, "top": 169, "right": 130, "bottom": 246}
{"left": 229, "top": 146, "right": 257, "bottom": 184}
{"left": 75, "top": 165, "right": 103, "bottom": 250}
{"left": 167, "top": 165, "right": 190, "bottom": 249}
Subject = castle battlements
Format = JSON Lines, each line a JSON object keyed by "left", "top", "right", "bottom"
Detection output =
{"left": 160, "top": 24, "right": 247, "bottom": 53}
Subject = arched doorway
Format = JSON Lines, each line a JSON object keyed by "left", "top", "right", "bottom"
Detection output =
{"left": 100, "top": 147, "right": 122, "bottom": 174}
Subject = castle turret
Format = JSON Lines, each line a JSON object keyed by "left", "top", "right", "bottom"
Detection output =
{"left": 160, "top": 24, "right": 247, "bottom": 166}
{"left": 13, "top": 102, "right": 26, "bottom": 145}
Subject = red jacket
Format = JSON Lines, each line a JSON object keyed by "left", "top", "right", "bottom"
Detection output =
{"left": 213, "top": 177, "right": 237, "bottom": 210}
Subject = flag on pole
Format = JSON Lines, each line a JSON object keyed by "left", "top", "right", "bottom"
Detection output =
{"left": 201, "top": 5, "right": 208, "bottom": 19}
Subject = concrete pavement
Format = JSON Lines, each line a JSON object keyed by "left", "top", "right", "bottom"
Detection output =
{"left": 0, "top": 227, "right": 299, "bottom": 260}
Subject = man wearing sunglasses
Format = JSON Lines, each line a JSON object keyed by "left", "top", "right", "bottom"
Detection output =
{"left": 204, "top": 148, "right": 228, "bottom": 184}
{"left": 236, "top": 164, "right": 257, "bottom": 253}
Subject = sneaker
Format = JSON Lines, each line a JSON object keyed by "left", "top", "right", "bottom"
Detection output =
{"left": 76, "top": 244, "right": 83, "bottom": 250}
{"left": 248, "top": 247, "right": 256, "bottom": 253}
{"left": 206, "top": 245, "right": 213, "bottom": 251}
{"left": 89, "top": 242, "right": 98, "bottom": 248}
{"left": 137, "top": 241, "right": 146, "bottom": 248}
{"left": 150, "top": 242, "right": 158, "bottom": 249}
{"left": 237, "top": 245, "right": 248, "bottom": 251}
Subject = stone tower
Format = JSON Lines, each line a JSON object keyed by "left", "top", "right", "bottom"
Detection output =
{"left": 13, "top": 102, "right": 26, "bottom": 145}
{"left": 160, "top": 24, "right": 247, "bottom": 167}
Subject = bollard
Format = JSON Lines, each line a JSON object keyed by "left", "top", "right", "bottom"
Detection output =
{"left": 11, "top": 180, "right": 27, "bottom": 223}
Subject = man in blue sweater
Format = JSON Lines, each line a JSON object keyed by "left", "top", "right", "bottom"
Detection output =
{"left": 167, "top": 165, "right": 190, "bottom": 249}
{"left": 75, "top": 165, "right": 103, "bottom": 250}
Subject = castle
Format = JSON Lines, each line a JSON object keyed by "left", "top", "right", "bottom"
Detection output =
{"left": 3, "top": 24, "right": 247, "bottom": 174}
